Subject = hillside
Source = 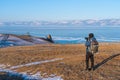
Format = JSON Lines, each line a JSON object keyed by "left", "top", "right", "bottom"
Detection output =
{"left": 0, "top": 43, "right": 119, "bottom": 80}
{"left": 0, "top": 34, "right": 53, "bottom": 48}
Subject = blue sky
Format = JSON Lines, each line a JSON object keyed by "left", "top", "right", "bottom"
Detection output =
{"left": 0, "top": 0, "right": 120, "bottom": 21}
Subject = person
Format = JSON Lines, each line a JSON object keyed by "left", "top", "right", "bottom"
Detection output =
{"left": 85, "top": 33, "right": 98, "bottom": 71}
{"left": 85, "top": 36, "right": 93, "bottom": 70}
{"left": 89, "top": 33, "right": 99, "bottom": 54}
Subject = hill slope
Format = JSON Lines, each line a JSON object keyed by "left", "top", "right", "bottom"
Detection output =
{"left": 0, "top": 43, "right": 119, "bottom": 80}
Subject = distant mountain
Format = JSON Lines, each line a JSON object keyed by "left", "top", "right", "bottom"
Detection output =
{"left": 0, "top": 19, "right": 120, "bottom": 26}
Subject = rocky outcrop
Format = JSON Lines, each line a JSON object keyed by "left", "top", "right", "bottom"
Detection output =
{"left": 46, "top": 34, "right": 54, "bottom": 43}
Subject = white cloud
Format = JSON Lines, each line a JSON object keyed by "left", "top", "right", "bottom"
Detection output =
{"left": 86, "top": 20, "right": 97, "bottom": 24}
{"left": 1, "top": 19, "right": 120, "bottom": 26}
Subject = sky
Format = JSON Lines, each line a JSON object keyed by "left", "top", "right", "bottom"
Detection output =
{"left": 0, "top": 0, "right": 120, "bottom": 21}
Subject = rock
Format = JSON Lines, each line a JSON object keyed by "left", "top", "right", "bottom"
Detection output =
{"left": 46, "top": 34, "right": 54, "bottom": 43}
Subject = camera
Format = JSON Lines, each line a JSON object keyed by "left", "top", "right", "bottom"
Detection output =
{"left": 85, "top": 37, "right": 88, "bottom": 40}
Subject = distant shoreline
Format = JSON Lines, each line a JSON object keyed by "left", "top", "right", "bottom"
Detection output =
{"left": 0, "top": 33, "right": 120, "bottom": 48}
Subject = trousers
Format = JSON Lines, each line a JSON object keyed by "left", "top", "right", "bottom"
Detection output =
{"left": 86, "top": 52, "right": 94, "bottom": 69}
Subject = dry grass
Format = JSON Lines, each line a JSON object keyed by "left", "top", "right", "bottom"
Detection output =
{"left": 11, "top": 34, "right": 33, "bottom": 42}
{"left": 0, "top": 43, "right": 120, "bottom": 80}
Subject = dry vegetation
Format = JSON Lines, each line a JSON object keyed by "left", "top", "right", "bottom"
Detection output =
{"left": 11, "top": 34, "right": 34, "bottom": 42}
{"left": 0, "top": 43, "right": 120, "bottom": 80}
{"left": 11, "top": 34, "right": 51, "bottom": 43}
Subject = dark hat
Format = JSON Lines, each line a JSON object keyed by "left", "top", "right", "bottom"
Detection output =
{"left": 89, "top": 33, "right": 94, "bottom": 37}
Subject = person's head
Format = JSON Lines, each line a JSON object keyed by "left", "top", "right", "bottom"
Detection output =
{"left": 89, "top": 33, "right": 94, "bottom": 38}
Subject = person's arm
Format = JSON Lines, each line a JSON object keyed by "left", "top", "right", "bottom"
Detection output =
{"left": 85, "top": 41, "right": 90, "bottom": 47}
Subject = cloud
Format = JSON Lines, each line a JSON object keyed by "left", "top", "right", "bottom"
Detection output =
{"left": 1, "top": 19, "right": 120, "bottom": 26}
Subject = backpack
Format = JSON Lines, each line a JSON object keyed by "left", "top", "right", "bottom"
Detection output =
{"left": 91, "top": 39, "right": 99, "bottom": 54}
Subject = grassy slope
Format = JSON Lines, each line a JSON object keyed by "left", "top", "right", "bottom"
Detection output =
{"left": 11, "top": 34, "right": 53, "bottom": 43}
{"left": 0, "top": 43, "right": 120, "bottom": 80}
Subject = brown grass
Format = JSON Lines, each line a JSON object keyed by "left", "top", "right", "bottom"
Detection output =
{"left": 11, "top": 34, "right": 33, "bottom": 42}
{"left": 0, "top": 43, "right": 120, "bottom": 80}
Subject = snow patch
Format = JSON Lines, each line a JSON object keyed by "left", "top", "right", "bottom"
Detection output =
{"left": 31, "top": 37, "right": 49, "bottom": 44}
{"left": 0, "top": 64, "right": 6, "bottom": 68}
{"left": 0, "top": 68, "right": 63, "bottom": 80}
{"left": 0, "top": 68, "right": 42, "bottom": 80}
{"left": 0, "top": 58, "right": 63, "bottom": 80}
{"left": 10, "top": 58, "right": 63, "bottom": 69}
{"left": 42, "top": 76, "right": 63, "bottom": 80}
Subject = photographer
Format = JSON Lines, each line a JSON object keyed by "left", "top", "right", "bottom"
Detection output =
{"left": 85, "top": 33, "right": 98, "bottom": 71}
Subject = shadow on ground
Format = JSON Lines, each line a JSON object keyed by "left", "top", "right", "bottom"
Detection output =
{"left": 0, "top": 72, "right": 23, "bottom": 80}
{"left": 93, "top": 53, "right": 120, "bottom": 71}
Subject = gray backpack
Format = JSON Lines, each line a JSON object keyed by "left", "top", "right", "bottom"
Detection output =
{"left": 91, "top": 40, "right": 99, "bottom": 54}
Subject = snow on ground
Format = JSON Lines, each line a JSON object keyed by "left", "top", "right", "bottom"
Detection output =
{"left": 31, "top": 37, "right": 49, "bottom": 44}
{"left": 42, "top": 76, "right": 63, "bottom": 80}
{"left": 0, "top": 68, "right": 63, "bottom": 80}
{"left": 0, "top": 68, "right": 42, "bottom": 80}
{"left": 0, "top": 64, "right": 6, "bottom": 68}
{"left": 10, "top": 58, "right": 63, "bottom": 69}
{"left": 7, "top": 35, "right": 34, "bottom": 46}
{"left": 0, "top": 34, "right": 51, "bottom": 47}
{"left": 0, "top": 58, "right": 63, "bottom": 80}
{"left": 0, "top": 35, "right": 34, "bottom": 46}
